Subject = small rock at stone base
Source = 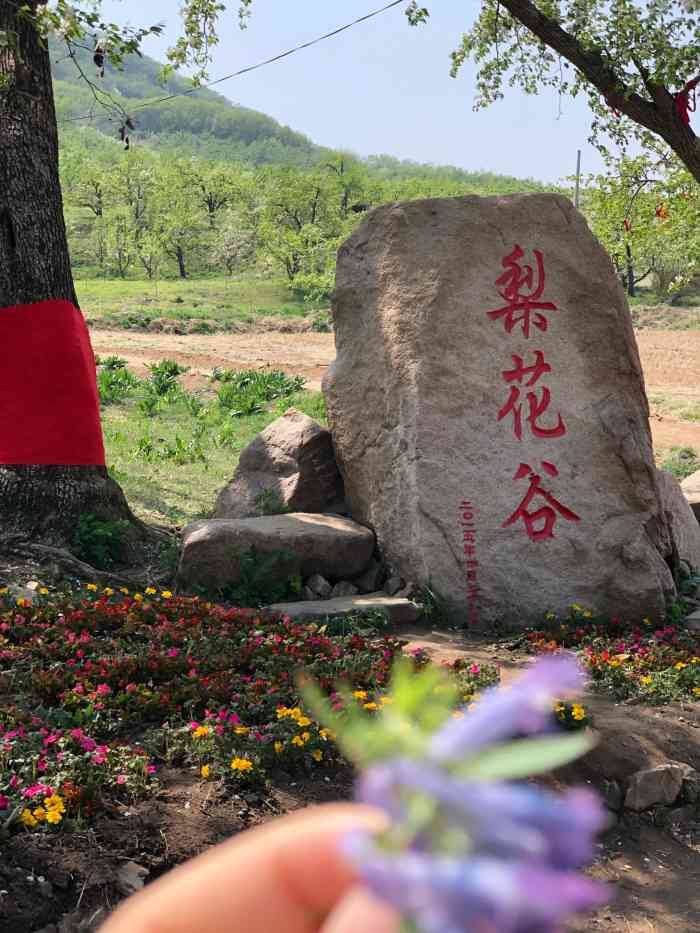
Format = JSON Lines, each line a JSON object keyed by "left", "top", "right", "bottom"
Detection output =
{"left": 685, "top": 609, "right": 700, "bottom": 632}
{"left": 624, "top": 764, "right": 685, "bottom": 811}
{"left": 269, "top": 593, "right": 419, "bottom": 625}
{"left": 115, "top": 861, "right": 149, "bottom": 898}
{"left": 383, "top": 575, "right": 403, "bottom": 597}
{"left": 601, "top": 779, "right": 623, "bottom": 812}
{"left": 331, "top": 581, "right": 359, "bottom": 598}
{"left": 351, "top": 560, "right": 385, "bottom": 594}
{"left": 301, "top": 586, "right": 319, "bottom": 601}
{"left": 306, "top": 574, "right": 332, "bottom": 599}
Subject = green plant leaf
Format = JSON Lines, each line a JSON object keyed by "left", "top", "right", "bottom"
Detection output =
{"left": 455, "top": 732, "right": 597, "bottom": 781}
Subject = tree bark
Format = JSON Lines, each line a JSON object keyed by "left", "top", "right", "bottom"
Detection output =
{"left": 0, "top": 2, "right": 146, "bottom": 554}
{"left": 176, "top": 246, "right": 187, "bottom": 279}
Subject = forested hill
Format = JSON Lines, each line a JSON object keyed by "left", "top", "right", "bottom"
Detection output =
{"left": 52, "top": 41, "right": 543, "bottom": 190}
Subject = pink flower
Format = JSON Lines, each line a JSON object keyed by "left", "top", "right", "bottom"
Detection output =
{"left": 147, "top": 765, "right": 157, "bottom": 775}
{"left": 0, "top": 795, "right": 9, "bottom": 810}
{"left": 96, "top": 683, "right": 112, "bottom": 696}
{"left": 116, "top": 775, "right": 127, "bottom": 785}
{"left": 470, "top": 664, "right": 481, "bottom": 675}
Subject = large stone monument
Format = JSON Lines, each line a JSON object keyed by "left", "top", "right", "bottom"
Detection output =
{"left": 324, "top": 194, "right": 677, "bottom": 625}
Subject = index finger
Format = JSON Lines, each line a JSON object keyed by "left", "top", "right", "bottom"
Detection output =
{"left": 100, "top": 803, "right": 391, "bottom": 933}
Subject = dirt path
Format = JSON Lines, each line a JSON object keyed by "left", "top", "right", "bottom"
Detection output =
{"left": 90, "top": 329, "right": 335, "bottom": 391}
{"left": 91, "top": 326, "right": 700, "bottom": 454}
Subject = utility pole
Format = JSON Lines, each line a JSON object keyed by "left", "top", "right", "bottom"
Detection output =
{"left": 574, "top": 149, "right": 582, "bottom": 209}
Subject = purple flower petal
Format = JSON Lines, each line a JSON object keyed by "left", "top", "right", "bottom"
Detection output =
{"left": 431, "top": 655, "right": 585, "bottom": 762}
{"left": 346, "top": 834, "right": 609, "bottom": 933}
{"left": 357, "top": 760, "right": 607, "bottom": 870}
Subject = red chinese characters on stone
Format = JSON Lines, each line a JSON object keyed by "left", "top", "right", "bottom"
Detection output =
{"left": 502, "top": 461, "right": 580, "bottom": 542}
{"left": 488, "top": 245, "right": 557, "bottom": 339}
{"left": 497, "top": 351, "right": 566, "bottom": 441}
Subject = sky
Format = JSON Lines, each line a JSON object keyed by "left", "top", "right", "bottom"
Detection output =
{"left": 99, "top": 0, "right": 604, "bottom": 183}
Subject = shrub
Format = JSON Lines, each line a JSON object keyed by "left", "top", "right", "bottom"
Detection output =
{"left": 72, "top": 513, "right": 129, "bottom": 569}
{"left": 98, "top": 367, "right": 141, "bottom": 406}
{"left": 254, "top": 488, "right": 292, "bottom": 516}
{"left": 660, "top": 445, "right": 700, "bottom": 479}
{"left": 146, "top": 359, "right": 189, "bottom": 397}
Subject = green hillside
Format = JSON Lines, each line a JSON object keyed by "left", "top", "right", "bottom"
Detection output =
{"left": 52, "top": 40, "right": 544, "bottom": 188}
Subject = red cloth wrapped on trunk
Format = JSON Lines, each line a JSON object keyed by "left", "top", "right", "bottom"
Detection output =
{"left": 0, "top": 299, "right": 105, "bottom": 465}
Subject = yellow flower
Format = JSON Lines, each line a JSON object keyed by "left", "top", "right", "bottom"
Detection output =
{"left": 20, "top": 809, "right": 38, "bottom": 828}
{"left": 193, "top": 726, "right": 210, "bottom": 739}
{"left": 45, "top": 809, "right": 63, "bottom": 824}
{"left": 39, "top": 587, "right": 49, "bottom": 596}
{"left": 571, "top": 704, "right": 586, "bottom": 721}
{"left": 0, "top": 587, "right": 7, "bottom": 595}
{"left": 16, "top": 598, "right": 27, "bottom": 607}
{"left": 103, "top": 587, "right": 114, "bottom": 596}
{"left": 162, "top": 591, "right": 173, "bottom": 598}
{"left": 234, "top": 726, "right": 250, "bottom": 735}
{"left": 296, "top": 717, "right": 312, "bottom": 728}
{"left": 201, "top": 764, "right": 210, "bottom": 779}
{"left": 292, "top": 735, "right": 305, "bottom": 747}
{"left": 274, "top": 741, "right": 284, "bottom": 754}
{"left": 609, "top": 660, "right": 621, "bottom": 668}
{"left": 145, "top": 587, "right": 157, "bottom": 595}
{"left": 312, "top": 750, "right": 323, "bottom": 762}
{"left": 692, "top": 657, "right": 700, "bottom": 665}
{"left": 133, "top": 593, "right": 143, "bottom": 602}
{"left": 319, "top": 728, "right": 335, "bottom": 741}
{"left": 641, "top": 675, "right": 652, "bottom": 686}
{"left": 86, "top": 584, "right": 98, "bottom": 592}
{"left": 675, "top": 662, "right": 688, "bottom": 671}
{"left": 32, "top": 807, "right": 47, "bottom": 821}
{"left": 643, "top": 617, "right": 652, "bottom": 626}
{"left": 44, "top": 795, "right": 65, "bottom": 813}
{"left": 230, "top": 758, "right": 253, "bottom": 772}
{"left": 363, "top": 702, "right": 380, "bottom": 712}
{"left": 571, "top": 603, "right": 583, "bottom": 612}
{"left": 353, "top": 690, "right": 367, "bottom": 700}
{"left": 277, "top": 706, "right": 302, "bottom": 721}
{"left": 693, "top": 687, "right": 700, "bottom": 697}
{"left": 120, "top": 587, "right": 129, "bottom": 595}
{"left": 582, "top": 610, "right": 593, "bottom": 619}
{"left": 545, "top": 611, "right": 556, "bottom": 621}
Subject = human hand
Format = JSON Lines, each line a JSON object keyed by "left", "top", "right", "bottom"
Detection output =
{"left": 99, "top": 803, "right": 399, "bottom": 933}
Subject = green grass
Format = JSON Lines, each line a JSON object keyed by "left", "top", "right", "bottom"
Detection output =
{"left": 101, "top": 367, "right": 327, "bottom": 526}
{"left": 76, "top": 274, "right": 320, "bottom": 332}
{"left": 659, "top": 445, "right": 700, "bottom": 479}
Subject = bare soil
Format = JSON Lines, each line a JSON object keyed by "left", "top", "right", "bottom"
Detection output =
{"left": 91, "top": 326, "right": 700, "bottom": 454}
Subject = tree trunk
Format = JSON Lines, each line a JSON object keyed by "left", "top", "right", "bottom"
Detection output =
{"left": 0, "top": 2, "right": 146, "bottom": 553}
{"left": 176, "top": 246, "right": 187, "bottom": 279}
{"left": 625, "top": 243, "right": 636, "bottom": 297}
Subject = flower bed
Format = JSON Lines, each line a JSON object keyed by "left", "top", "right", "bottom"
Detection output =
{"left": 526, "top": 604, "right": 700, "bottom": 703}
{"left": 0, "top": 586, "right": 497, "bottom": 833}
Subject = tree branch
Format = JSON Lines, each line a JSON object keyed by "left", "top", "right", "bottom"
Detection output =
{"left": 499, "top": 0, "right": 664, "bottom": 133}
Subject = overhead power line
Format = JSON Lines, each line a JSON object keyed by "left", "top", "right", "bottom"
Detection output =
{"left": 59, "top": 0, "right": 406, "bottom": 127}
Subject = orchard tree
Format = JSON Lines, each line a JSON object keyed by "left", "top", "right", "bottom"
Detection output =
{"left": 434, "top": 0, "right": 700, "bottom": 182}
{"left": 0, "top": 0, "right": 257, "bottom": 553}
{"left": 585, "top": 154, "right": 700, "bottom": 296}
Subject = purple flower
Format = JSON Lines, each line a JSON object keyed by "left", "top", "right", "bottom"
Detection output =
{"left": 348, "top": 656, "right": 608, "bottom": 932}
{"left": 431, "top": 655, "right": 584, "bottom": 762}
{"left": 347, "top": 838, "right": 608, "bottom": 933}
